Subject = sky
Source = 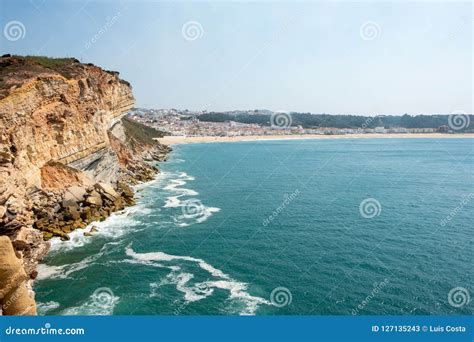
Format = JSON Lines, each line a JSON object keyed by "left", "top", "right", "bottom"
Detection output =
{"left": 0, "top": 0, "right": 472, "bottom": 115}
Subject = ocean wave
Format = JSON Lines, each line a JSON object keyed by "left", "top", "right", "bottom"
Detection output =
{"left": 37, "top": 242, "right": 119, "bottom": 280}
{"left": 160, "top": 171, "right": 220, "bottom": 227}
{"left": 164, "top": 195, "right": 182, "bottom": 208}
{"left": 114, "top": 258, "right": 181, "bottom": 272}
{"left": 163, "top": 179, "right": 198, "bottom": 196}
{"left": 196, "top": 206, "right": 220, "bottom": 224}
{"left": 47, "top": 171, "right": 170, "bottom": 253}
{"left": 37, "top": 254, "right": 98, "bottom": 280}
{"left": 134, "top": 171, "right": 170, "bottom": 191}
{"left": 175, "top": 203, "right": 221, "bottom": 227}
{"left": 150, "top": 272, "right": 213, "bottom": 302}
{"left": 170, "top": 158, "right": 185, "bottom": 164}
{"left": 48, "top": 205, "right": 148, "bottom": 253}
{"left": 61, "top": 290, "right": 119, "bottom": 316}
{"left": 37, "top": 301, "right": 60, "bottom": 314}
{"left": 125, "top": 246, "right": 270, "bottom": 315}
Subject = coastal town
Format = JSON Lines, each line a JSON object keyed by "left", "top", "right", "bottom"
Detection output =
{"left": 129, "top": 108, "right": 461, "bottom": 137}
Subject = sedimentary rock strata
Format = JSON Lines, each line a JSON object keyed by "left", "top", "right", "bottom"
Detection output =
{"left": 0, "top": 55, "right": 170, "bottom": 314}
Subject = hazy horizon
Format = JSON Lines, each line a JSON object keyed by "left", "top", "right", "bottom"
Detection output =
{"left": 133, "top": 106, "right": 473, "bottom": 117}
{"left": 1, "top": 0, "right": 472, "bottom": 115}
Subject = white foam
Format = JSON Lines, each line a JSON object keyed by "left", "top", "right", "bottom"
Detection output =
{"left": 207, "top": 280, "right": 271, "bottom": 315}
{"left": 49, "top": 172, "right": 167, "bottom": 252}
{"left": 36, "top": 264, "right": 64, "bottom": 280}
{"left": 159, "top": 171, "right": 221, "bottom": 227}
{"left": 175, "top": 205, "right": 221, "bottom": 227}
{"left": 164, "top": 179, "right": 198, "bottom": 196}
{"left": 168, "top": 272, "right": 211, "bottom": 302}
{"left": 36, "top": 254, "right": 97, "bottom": 280}
{"left": 168, "top": 158, "right": 185, "bottom": 164}
{"left": 178, "top": 172, "right": 195, "bottom": 181}
{"left": 134, "top": 171, "right": 170, "bottom": 191}
{"left": 162, "top": 171, "right": 197, "bottom": 196}
{"left": 164, "top": 195, "right": 182, "bottom": 208}
{"left": 37, "top": 242, "right": 117, "bottom": 280}
{"left": 61, "top": 291, "right": 119, "bottom": 316}
{"left": 48, "top": 205, "right": 148, "bottom": 253}
{"left": 125, "top": 246, "right": 227, "bottom": 279}
{"left": 126, "top": 246, "right": 270, "bottom": 315}
{"left": 196, "top": 207, "right": 221, "bottom": 223}
{"left": 164, "top": 179, "right": 186, "bottom": 191}
{"left": 36, "top": 301, "right": 60, "bottom": 314}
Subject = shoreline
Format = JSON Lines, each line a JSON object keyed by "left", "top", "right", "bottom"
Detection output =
{"left": 156, "top": 133, "right": 474, "bottom": 145}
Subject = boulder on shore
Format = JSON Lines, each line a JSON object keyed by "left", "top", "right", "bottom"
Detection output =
{"left": 64, "top": 186, "right": 87, "bottom": 202}
{"left": 85, "top": 191, "right": 103, "bottom": 207}
{"left": 94, "top": 183, "right": 119, "bottom": 201}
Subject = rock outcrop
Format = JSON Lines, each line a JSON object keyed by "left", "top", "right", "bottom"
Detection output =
{"left": 0, "top": 55, "right": 170, "bottom": 314}
{"left": 0, "top": 236, "right": 36, "bottom": 315}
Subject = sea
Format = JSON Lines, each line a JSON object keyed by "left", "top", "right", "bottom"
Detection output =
{"left": 34, "top": 138, "right": 473, "bottom": 315}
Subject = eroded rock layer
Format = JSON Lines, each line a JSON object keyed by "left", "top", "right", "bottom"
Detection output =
{"left": 0, "top": 56, "right": 170, "bottom": 314}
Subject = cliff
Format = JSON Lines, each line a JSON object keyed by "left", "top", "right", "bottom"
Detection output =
{"left": 0, "top": 55, "right": 170, "bottom": 314}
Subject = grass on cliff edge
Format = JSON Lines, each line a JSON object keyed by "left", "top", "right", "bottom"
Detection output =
{"left": 122, "top": 116, "right": 165, "bottom": 146}
{"left": 22, "top": 56, "right": 78, "bottom": 69}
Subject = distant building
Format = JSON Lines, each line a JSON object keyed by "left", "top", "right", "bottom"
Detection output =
{"left": 438, "top": 125, "right": 450, "bottom": 133}
{"left": 374, "top": 126, "right": 386, "bottom": 133}
{"left": 408, "top": 128, "right": 436, "bottom": 133}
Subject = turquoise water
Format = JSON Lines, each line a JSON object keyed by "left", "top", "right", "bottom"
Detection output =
{"left": 35, "top": 139, "right": 473, "bottom": 315}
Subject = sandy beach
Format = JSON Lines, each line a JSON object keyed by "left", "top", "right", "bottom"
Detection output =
{"left": 156, "top": 133, "right": 474, "bottom": 145}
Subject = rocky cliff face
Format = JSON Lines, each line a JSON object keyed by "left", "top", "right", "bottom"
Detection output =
{"left": 0, "top": 56, "right": 170, "bottom": 314}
